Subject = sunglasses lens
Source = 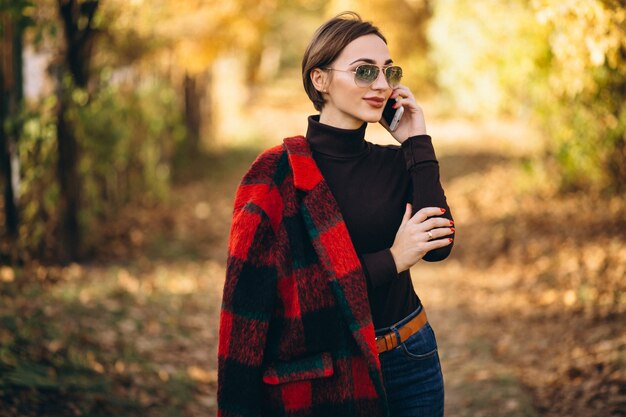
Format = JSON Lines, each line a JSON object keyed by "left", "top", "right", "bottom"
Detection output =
{"left": 351, "top": 65, "right": 403, "bottom": 87}
{"left": 354, "top": 65, "right": 380, "bottom": 86}
{"left": 385, "top": 66, "right": 403, "bottom": 87}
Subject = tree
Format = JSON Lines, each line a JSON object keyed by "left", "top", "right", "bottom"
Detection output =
{"left": 428, "top": 0, "right": 626, "bottom": 192}
{"left": 55, "top": 0, "right": 99, "bottom": 262}
{"left": 102, "top": 0, "right": 287, "bottom": 151}
{"left": 0, "top": 1, "right": 30, "bottom": 253}
{"left": 532, "top": 0, "right": 626, "bottom": 192}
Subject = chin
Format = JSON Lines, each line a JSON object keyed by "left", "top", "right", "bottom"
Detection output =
{"left": 360, "top": 112, "right": 383, "bottom": 123}
{"left": 355, "top": 110, "right": 383, "bottom": 123}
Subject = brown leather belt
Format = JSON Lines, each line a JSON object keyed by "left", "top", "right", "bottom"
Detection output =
{"left": 375, "top": 309, "right": 428, "bottom": 354}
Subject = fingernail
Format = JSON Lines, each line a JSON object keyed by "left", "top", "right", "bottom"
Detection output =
{"left": 450, "top": 220, "right": 454, "bottom": 226}
{"left": 450, "top": 227, "right": 455, "bottom": 233}
{"left": 440, "top": 208, "right": 446, "bottom": 213}
{"left": 448, "top": 238, "right": 453, "bottom": 243}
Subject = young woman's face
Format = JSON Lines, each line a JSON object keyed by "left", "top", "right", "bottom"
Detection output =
{"left": 318, "top": 34, "right": 394, "bottom": 129}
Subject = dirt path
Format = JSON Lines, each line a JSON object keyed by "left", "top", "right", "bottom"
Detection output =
{"left": 416, "top": 260, "right": 538, "bottom": 417}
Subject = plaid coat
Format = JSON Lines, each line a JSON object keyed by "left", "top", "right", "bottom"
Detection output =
{"left": 218, "top": 135, "right": 389, "bottom": 417}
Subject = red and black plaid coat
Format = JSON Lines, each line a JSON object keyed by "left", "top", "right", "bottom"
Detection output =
{"left": 218, "top": 135, "right": 389, "bottom": 417}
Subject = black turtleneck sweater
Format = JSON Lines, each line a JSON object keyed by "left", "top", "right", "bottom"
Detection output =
{"left": 305, "top": 115, "right": 454, "bottom": 329}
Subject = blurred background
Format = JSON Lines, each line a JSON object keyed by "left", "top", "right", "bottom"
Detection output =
{"left": 0, "top": 0, "right": 624, "bottom": 416}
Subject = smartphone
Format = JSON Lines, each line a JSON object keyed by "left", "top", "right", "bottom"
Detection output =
{"left": 382, "top": 98, "right": 404, "bottom": 131}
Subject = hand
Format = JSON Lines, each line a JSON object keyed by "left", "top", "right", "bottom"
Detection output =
{"left": 380, "top": 85, "right": 427, "bottom": 143}
{"left": 389, "top": 204, "right": 454, "bottom": 273}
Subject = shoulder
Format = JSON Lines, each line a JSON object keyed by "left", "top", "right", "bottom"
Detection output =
{"left": 370, "top": 142, "right": 401, "bottom": 152}
{"left": 359, "top": 141, "right": 411, "bottom": 176}
{"left": 241, "top": 143, "right": 286, "bottom": 185}
{"left": 233, "top": 144, "right": 287, "bottom": 230}
{"left": 366, "top": 141, "right": 404, "bottom": 163}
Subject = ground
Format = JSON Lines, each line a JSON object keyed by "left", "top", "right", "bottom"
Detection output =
{"left": 1, "top": 84, "right": 624, "bottom": 416}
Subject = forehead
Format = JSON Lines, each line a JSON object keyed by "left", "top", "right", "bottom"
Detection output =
{"left": 333, "top": 34, "right": 391, "bottom": 65}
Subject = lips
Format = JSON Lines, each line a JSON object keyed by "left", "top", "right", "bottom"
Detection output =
{"left": 363, "top": 97, "right": 385, "bottom": 108}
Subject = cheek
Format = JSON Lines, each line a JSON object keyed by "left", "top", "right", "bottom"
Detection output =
{"left": 337, "top": 85, "right": 362, "bottom": 107}
{"left": 339, "top": 95, "right": 361, "bottom": 113}
{"left": 328, "top": 78, "right": 367, "bottom": 112}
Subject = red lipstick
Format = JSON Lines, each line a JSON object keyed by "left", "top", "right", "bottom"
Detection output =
{"left": 363, "top": 97, "right": 385, "bottom": 108}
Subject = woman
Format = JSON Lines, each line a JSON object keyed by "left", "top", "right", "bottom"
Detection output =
{"left": 218, "top": 12, "right": 454, "bottom": 417}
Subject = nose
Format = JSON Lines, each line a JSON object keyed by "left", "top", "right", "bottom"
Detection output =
{"left": 371, "top": 68, "right": 390, "bottom": 90}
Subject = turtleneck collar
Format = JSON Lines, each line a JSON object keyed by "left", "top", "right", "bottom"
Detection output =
{"left": 306, "top": 115, "right": 369, "bottom": 158}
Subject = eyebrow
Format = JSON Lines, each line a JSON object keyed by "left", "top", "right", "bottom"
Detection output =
{"left": 349, "top": 58, "right": 394, "bottom": 65}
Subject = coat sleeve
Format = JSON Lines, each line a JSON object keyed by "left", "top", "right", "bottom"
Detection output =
{"left": 401, "top": 134, "right": 454, "bottom": 262}
{"left": 218, "top": 180, "right": 279, "bottom": 417}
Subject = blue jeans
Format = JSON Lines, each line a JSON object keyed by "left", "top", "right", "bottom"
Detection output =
{"left": 375, "top": 307, "right": 445, "bottom": 417}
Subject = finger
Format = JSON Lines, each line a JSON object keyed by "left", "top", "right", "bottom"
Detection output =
{"left": 418, "top": 216, "right": 454, "bottom": 231}
{"left": 400, "top": 203, "right": 412, "bottom": 226}
{"left": 423, "top": 227, "right": 454, "bottom": 241}
{"left": 423, "top": 237, "right": 453, "bottom": 250}
{"left": 410, "top": 207, "right": 447, "bottom": 224}
{"left": 392, "top": 98, "right": 407, "bottom": 109}
{"left": 391, "top": 88, "right": 414, "bottom": 102}
{"left": 389, "top": 86, "right": 405, "bottom": 98}
{"left": 393, "top": 97, "right": 418, "bottom": 112}
{"left": 390, "top": 85, "right": 410, "bottom": 97}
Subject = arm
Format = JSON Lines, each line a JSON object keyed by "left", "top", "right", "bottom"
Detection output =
{"left": 218, "top": 185, "right": 279, "bottom": 417}
{"left": 402, "top": 135, "right": 454, "bottom": 261}
{"left": 359, "top": 135, "right": 453, "bottom": 285}
{"left": 358, "top": 250, "right": 397, "bottom": 288}
{"left": 382, "top": 86, "right": 454, "bottom": 273}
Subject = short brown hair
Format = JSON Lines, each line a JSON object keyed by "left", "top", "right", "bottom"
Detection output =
{"left": 302, "top": 12, "right": 387, "bottom": 111}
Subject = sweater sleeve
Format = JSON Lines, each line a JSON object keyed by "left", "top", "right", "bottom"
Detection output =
{"left": 218, "top": 182, "right": 279, "bottom": 417}
{"left": 358, "top": 249, "right": 398, "bottom": 288}
{"left": 401, "top": 135, "right": 454, "bottom": 262}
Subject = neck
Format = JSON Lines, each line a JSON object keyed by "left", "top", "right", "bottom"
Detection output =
{"left": 305, "top": 115, "right": 368, "bottom": 158}
{"left": 318, "top": 111, "right": 364, "bottom": 130}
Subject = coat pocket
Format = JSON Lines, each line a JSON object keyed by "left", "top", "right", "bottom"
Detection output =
{"left": 262, "top": 352, "right": 334, "bottom": 385}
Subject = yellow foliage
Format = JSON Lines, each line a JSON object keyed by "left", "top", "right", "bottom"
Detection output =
{"left": 429, "top": 0, "right": 549, "bottom": 116}
{"left": 102, "top": 0, "right": 278, "bottom": 74}
{"left": 532, "top": 0, "right": 626, "bottom": 96}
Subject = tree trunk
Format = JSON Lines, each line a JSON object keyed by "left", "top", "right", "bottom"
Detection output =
{"left": 184, "top": 72, "right": 201, "bottom": 153}
{"left": 0, "top": 78, "right": 20, "bottom": 240}
{"left": 56, "top": 95, "right": 80, "bottom": 262}
{"left": 203, "top": 68, "right": 213, "bottom": 145}
{"left": 0, "top": 12, "right": 21, "bottom": 241}
{"left": 55, "top": 0, "right": 99, "bottom": 262}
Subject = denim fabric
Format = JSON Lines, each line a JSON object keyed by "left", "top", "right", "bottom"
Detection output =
{"left": 376, "top": 307, "right": 445, "bottom": 417}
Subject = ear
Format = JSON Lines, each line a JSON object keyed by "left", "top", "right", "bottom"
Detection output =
{"left": 310, "top": 68, "right": 330, "bottom": 93}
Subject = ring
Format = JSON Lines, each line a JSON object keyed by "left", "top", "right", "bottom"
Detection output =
{"left": 427, "top": 231, "right": 433, "bottom": 240}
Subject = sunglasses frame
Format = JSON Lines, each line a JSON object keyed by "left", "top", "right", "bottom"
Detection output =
{"left": 323, "top": 64, "right": 403, "bottom": 88}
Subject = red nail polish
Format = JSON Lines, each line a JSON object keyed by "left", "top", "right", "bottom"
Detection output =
{"left": 450, "top": 227, "right": 455, "bottom": 233}
{"left": 440, "top": 208, "right": 446, "bottom": 213}
{"left": 448, "top": 238, "right": 453, "bottom": 243}
{"left": 450, "top": 220, "right": 454, "bottom": 226}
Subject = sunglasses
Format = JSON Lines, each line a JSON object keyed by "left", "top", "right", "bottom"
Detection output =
{"left": 324, "top": 64, "right": 403, "bottom": 88}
